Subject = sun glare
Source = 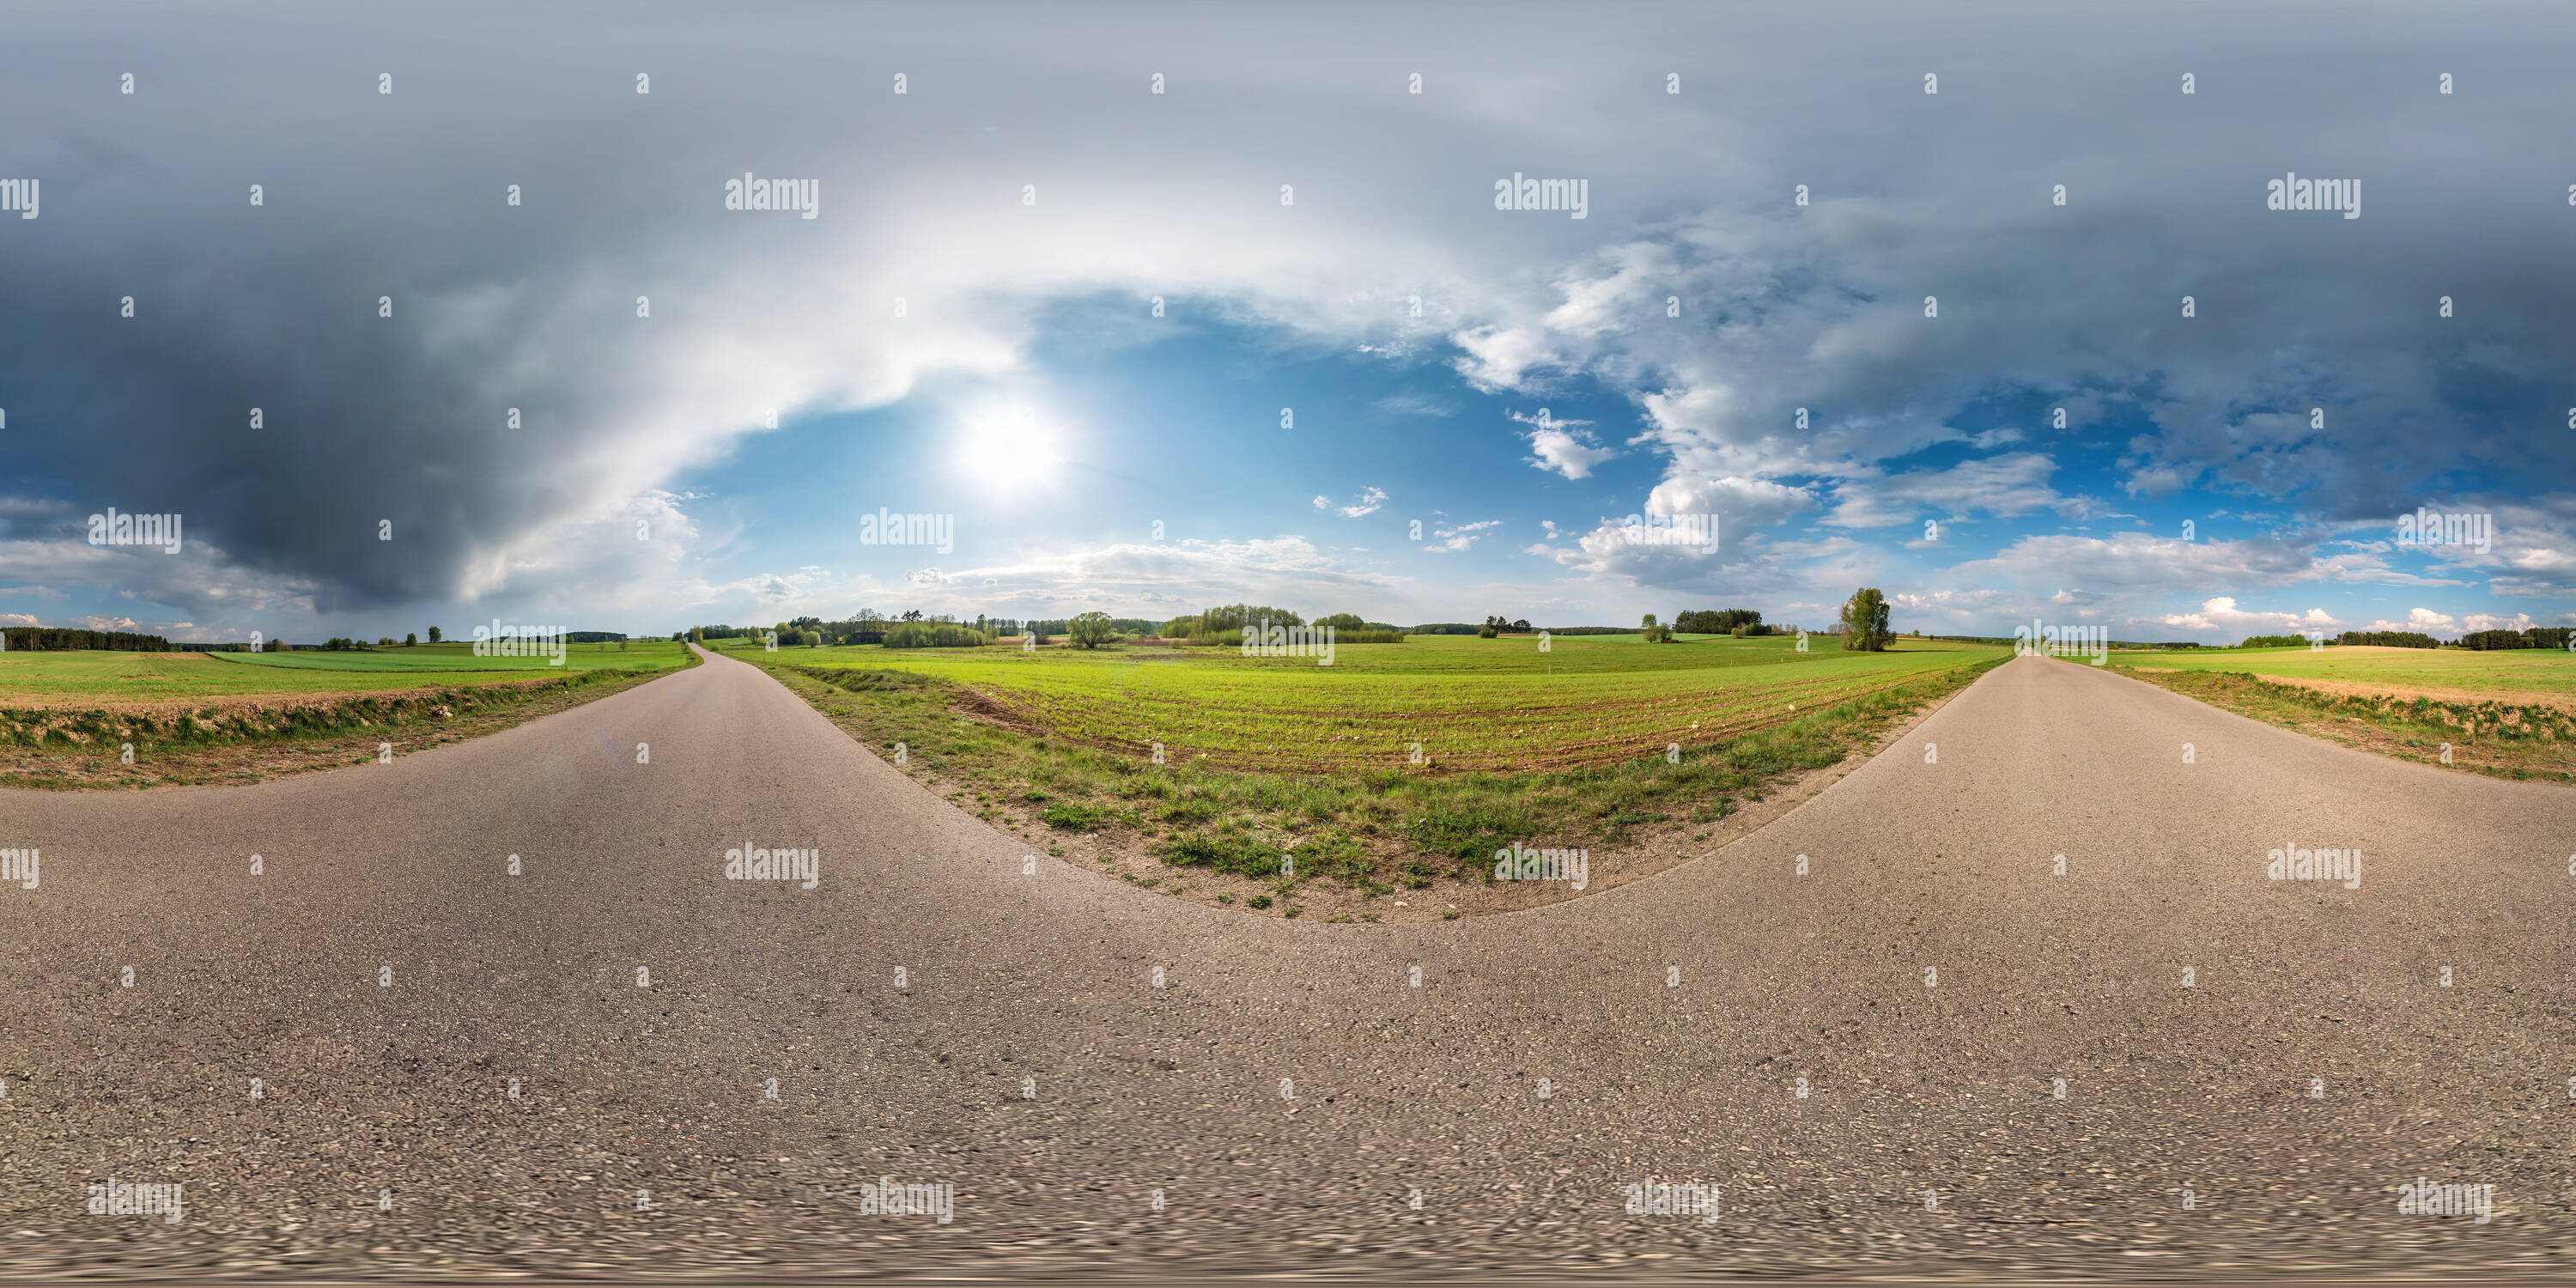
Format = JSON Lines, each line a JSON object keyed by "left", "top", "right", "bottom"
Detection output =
{"left": 954, "top": 407, "right": 1067, "bottom": 494}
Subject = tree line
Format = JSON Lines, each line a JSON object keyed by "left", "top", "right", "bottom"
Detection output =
{"left": 0, "top": 627, "right": 172, "bottom": 651}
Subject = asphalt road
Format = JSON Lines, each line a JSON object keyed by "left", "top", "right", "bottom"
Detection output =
{"left": 1, "top": 647, "right": 2569, "bottom": 1280}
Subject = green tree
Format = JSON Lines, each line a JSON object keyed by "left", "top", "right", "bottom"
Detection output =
{"left": 1838, "top": 587, "right": 1893, "bottom": 652}
{"left": 1067, "top": 611, "right": 1118, "bottom": 649}
{"left": 427, "top": 625, "right": 441, "bottom": 643}
{"left": 404, "top": 632, "right": 417, "bottom": 646}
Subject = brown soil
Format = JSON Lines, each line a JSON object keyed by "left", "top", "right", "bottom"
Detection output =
{"left": 2246, "top": 672, "right": 2576, "bottom": 714}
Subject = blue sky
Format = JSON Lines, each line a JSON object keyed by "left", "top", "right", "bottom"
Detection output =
{"left": 1, "top": 0, "right": 2568, "bottom": 643}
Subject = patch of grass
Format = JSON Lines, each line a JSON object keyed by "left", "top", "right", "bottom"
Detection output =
{"left": 1159, "top": 827, "right": 1280, "bottom": 878}
{"left": 1041, "top": 801, "right": 1107, "bottom": 829}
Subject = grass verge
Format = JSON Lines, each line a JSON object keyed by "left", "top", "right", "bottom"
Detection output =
{"left": 2109, "top": 663, "right": 2576, "bottom": 785}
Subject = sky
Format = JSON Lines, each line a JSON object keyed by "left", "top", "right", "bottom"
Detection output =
{"left": 2, "top": 0, "right": 2571, "bottom": 644}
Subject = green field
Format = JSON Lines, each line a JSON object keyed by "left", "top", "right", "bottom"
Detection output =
{"left": 0, "top": 641, "right": 692, "bottom": 705}
{"left": 743, "top": 632, "right": 2004, "bottom": 772}
{"left": 736, "top": 630, "right": 2006, "bottom": 915}
{"left": 2113, "top": 644, "right": 2576, "bottom": 705}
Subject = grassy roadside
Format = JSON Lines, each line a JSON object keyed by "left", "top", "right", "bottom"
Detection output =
{"left": 755, "top": 649, "right": 2005, "bottom": 919}
{"left": 2106, "top": 661, "right": 2576, "bottom": 785}
{"left": 0, "top": 652, "right": 698, "bottom": 789}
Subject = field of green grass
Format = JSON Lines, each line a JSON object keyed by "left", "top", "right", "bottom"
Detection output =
{"left": 739, "top": 631, "right": 2007, "bottom": 914}
{"left": 2113, "top": 643, "right": 2576, "bottom": 704}
{"left": 0, "top": 641, "right": 691, "bottom": 705}
{"left": 748, "top": 632, "right": 2002, "bottom": 772}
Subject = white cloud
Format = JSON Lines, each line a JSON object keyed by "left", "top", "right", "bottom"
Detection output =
{"left": 1426, "top": 519, "right": 1502, "bottom": 554}
{"left": 1826, "top": 453, "right": 2063, "bottom": 528}
{"left": 2364, "top": 607, "right": 2459, "bottom": 634}
{"left": 2155, "top": 597, "right": 2338, "bottom": 636}
{"left": 1316, "top": 486, "right": 1388, "bottom": 519}
{"left": 1525, "top": 428, "right": 1617, "bottom": 479}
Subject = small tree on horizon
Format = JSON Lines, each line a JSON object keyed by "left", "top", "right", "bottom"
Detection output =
{"left": 1067, "top": 611, "right": 1117, "bottom": 649}
{"left": 1838, "top": 587, "right": 1893, "bottom": 652}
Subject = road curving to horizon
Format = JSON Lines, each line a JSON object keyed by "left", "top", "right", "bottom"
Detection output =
{"left": 1, "top": 646, "right": 2569, "bottom": 1279}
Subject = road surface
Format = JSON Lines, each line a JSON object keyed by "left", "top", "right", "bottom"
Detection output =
{"left": 0, "top": 648, "right": 2568, "bottom": 1279}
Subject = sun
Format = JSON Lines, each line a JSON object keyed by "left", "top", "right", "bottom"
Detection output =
{"left": 953, "top": 405, "right": 1067, "bottom": 495}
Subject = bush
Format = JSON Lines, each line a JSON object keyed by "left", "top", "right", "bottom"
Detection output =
{"left": 2333, "top": 630, "right": 2438, "bottom": 649}
{"left": 1198, "top": 604, "right": 1305, "bottom": 632}
{"left": 1675, "top": 608, "right": 1763, "bottom": 634}
{"left": 2457, "top": 629, "right": 2563, "bottom": 651}
{"left": 883, "top": 622, "right": 992, "bottom": 648}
